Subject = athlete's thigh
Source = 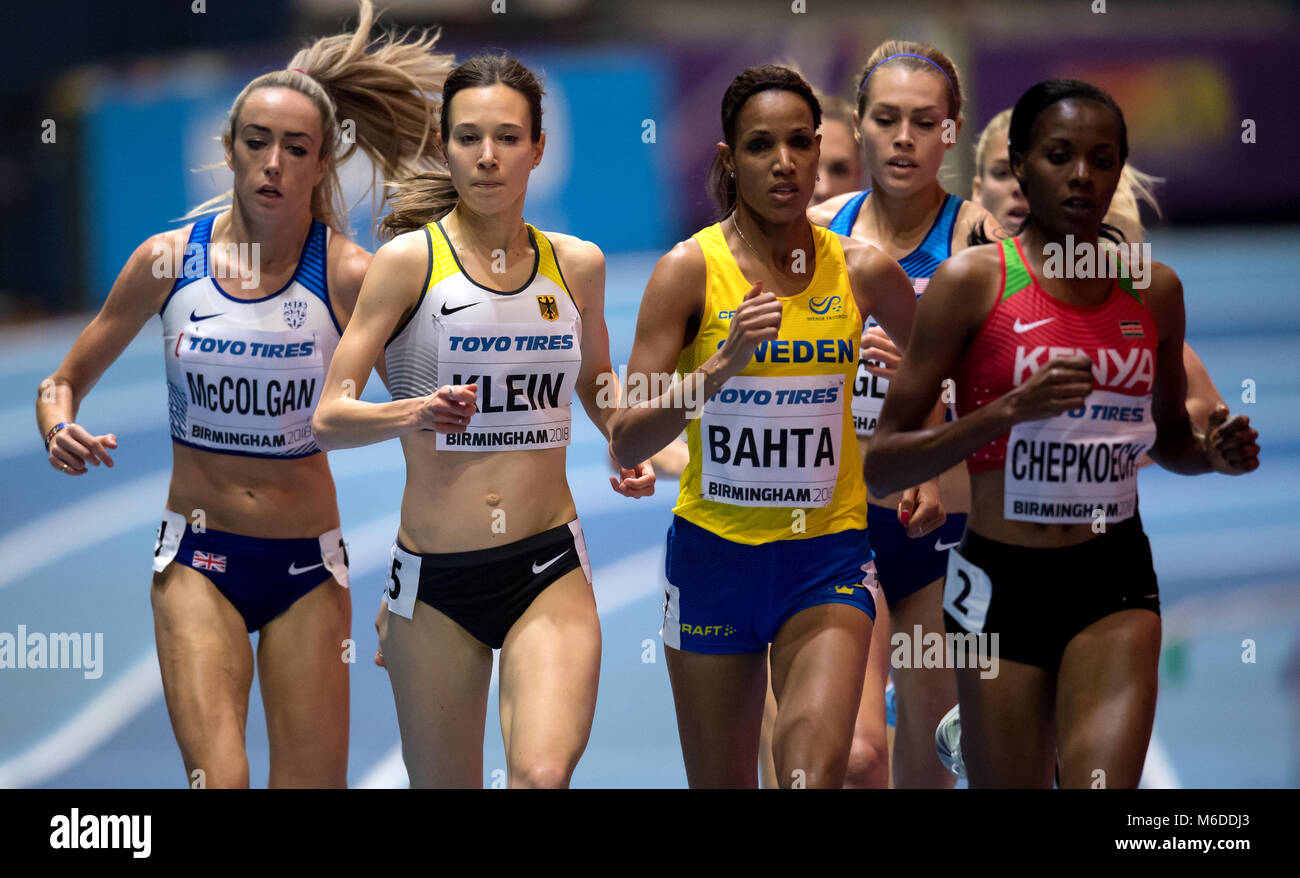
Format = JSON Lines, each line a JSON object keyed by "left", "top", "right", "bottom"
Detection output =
{"left": 956, "top": 660, "right": 1056, "bottom": 788}
{"left": 256, "top": 577, "right": 351, "bottom": 788}
{"left": 769, "top": 602, "right": 873, "bottom": 787}
{"left": 1055, "top": 609, "right": 1161, "bottom": 789}
{"left": 497, "top": 566, "right": 601, "bottom": 788}
{"left": 664, "top": 644, "right": 768, "bottom": 788}
{"left": 378, "top": 598, "right": 494, "bottom": 788}
{"left": 150, "top": 562, "right": 254, "bottom": 782}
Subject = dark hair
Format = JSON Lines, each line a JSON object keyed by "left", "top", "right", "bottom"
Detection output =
{"left": 708, "top": 65, "right": 822, "bottom": 219}
{"left": 381, "top": 54, "right": 544, "bottom": 238}
{"left": 1008, "top": 79, "right": 1128, "bottom": 229}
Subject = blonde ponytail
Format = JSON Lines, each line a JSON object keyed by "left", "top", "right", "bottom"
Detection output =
{"left": 183, "top": 0, "right": 453, "bottom": 235}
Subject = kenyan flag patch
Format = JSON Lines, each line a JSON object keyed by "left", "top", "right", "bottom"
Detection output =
{"left": 1119, "top": 320, "right": 1144, "bottom": 338}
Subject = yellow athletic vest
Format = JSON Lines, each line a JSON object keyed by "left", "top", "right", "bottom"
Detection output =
{"left": 673, "top": 222, "right": 867, "bottom": 545}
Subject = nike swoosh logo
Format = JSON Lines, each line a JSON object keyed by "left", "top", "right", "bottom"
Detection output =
{"left": 1013, "top": 317, "right": 1055, "bottom": 333}
{"left": 190, "top": 310, "right": 224, "bottom": 322}
{"left": 934, "top": 539, "right": 961, "bottom": 551}
{"left": 441, "top": 301, "right": 478, "bottom": 316}
{"left": 532, "top": 549, "right": 570, "bottom": 575}
{"left": 288, "top": 561, "right": 325, "bottom": 575}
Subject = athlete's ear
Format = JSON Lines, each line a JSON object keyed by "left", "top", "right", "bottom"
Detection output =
{"left": 971, "top": 174, "right": 982, "bottom": 201}
{"left": 716, "top": 141, "right": 732, "bottom": 174}
{"left": 223, "top": 132, "right": 234, "bottom": 173}
{"left": 532, "top": 129, "right": 546, "bottom": 169}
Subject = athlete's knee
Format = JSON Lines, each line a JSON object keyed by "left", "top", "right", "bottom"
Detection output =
{"left": 773, "top": 715, "right": 849, "bottom": 788}
{"left": 844, "top": 730, "right": 889, "bottom": 789}
{"left": 509, "top": 757, "right": 574, "bottom": 789}
{"left": 185, "top": 754, "right": 250, "bottom": 789}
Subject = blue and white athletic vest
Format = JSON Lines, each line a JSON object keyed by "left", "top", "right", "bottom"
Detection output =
{"left": 160, "top": 214, "right": 341, "bottom": 458}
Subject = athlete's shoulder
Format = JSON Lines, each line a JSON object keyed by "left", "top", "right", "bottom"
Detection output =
{"left": 364, "top": 227, "right": 433, "bottom": 306}
{"left": 325, "top": 232, "right": 373, "bottom": 324}
{"left": 837, "top": 234, "right": 893, "bottom": 276}
{"left": 130, "top": 225, "right": 195, "bottom": 310}
{"left": 807, "top": 190, "right": 861, "bottom": 228}
{"left": 940, "top": 239, "right": 1003, "bottom": 280}
{"left": 374, "top": 226, "right": 432, "bottom": 267}
{"left": 1139, "top": 260, "right": 1183, "bottom": 312}
{"left": 652, "top": 235, "right": 708, "bottom": 286}
{"left": 542, "top": 230, "right": 605, "bottom": 278}
{"left": 327, "top": 233, "right": 372, "bottom": 291}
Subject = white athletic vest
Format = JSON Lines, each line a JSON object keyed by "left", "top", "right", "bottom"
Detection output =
{"left": 160, "top": 215, "right": 341, "bottom": 458}
{"left": 385, "top": 220, "right": 582, "bottom": 451}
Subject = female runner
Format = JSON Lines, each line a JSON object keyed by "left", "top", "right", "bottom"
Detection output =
{"left": 865, "top": 79, "right": 1259, "bottom": 787}
{"left": 35, "top": 0, "right": 451, "bottom": 786}
{"left": 611, "top": 64, "right": 917, "bottom": 788}
{"left": 313, "top": 54, "right": 654, "bottom": 788}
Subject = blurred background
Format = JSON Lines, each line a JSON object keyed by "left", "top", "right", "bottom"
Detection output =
{"left": 1, "top": 0, "right": 1297, "bottom": 788}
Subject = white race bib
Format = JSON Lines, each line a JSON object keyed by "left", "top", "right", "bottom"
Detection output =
{"left": 700, "top": 374, "right": 844, "bottom": 508}
{"left": 850, "top": 316, "right": 888, "bottom": 439}
{"left": 164, "top": 327, "right": 324, "bottom": 456}
{"left": 435, "top": 320, "right": 581, "bottom": 452}
{"left": 1004, "top": 389, "right": 1155, "bottom": 525}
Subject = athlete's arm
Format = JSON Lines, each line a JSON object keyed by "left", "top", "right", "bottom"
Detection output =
{"left": 611, "top": 239, "right": 781, "bottom": 468}
{"left": 864, "top": 247, "right": 1093, "bottom": 495}
{"left": 326, "top": 234, "right": 391, "bottom": 390}
{"left": 37, "top": 229, "right": 181, "bottom": 475}
{"left": 1145, "top": 264, "right": 1258, "bottom": 475}
{"left": 842, "top": 238, "right": 914, "bottom": 356}
{"left": 1182, "top": 341, "right": 1223, "bottom": 434}
{"left": 551, "top": 233, "right": 654, "bottom": 498}
{"left": 953, "top": 200, "right": 1010, "bottom": 252}
{"left": 312, "top": 231, "right": 477, "bottom": 450}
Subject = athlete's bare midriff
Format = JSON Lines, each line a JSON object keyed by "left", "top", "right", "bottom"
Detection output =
{"left": 966, "top": 469, "right": 1106, "bottom": 548}
{"left": 396, "top": 433, "right": 577, "bottom": 554}
{"left": 166, "top": 442, "right": 340, "bottom": 538}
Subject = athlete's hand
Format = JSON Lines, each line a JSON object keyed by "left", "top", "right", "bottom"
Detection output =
{"left": 374, "top": 601, "right": 387, "bottom": 669}
{"left": 47, "top": 423, "right": 117, "bottom": 475}
{"left": 1204, "top": 403, "right": 1260, "bottom": 475}
{"left": 416, "top": 383, "right": 478, "bottom": 433}
{"left": 899, "top": 479, "right": 946, "bottom": 538}
{"left": 608, "top": 445, "right": 656, "bottom": 498}
{"left": 1003, "top": 354, "right": 1093, "bottom": 423}
{"left": 861, "top": 325, "right": 902, "bottom": 380}
{"left": 714, "top": 282, "right": 781, "bottom": 381}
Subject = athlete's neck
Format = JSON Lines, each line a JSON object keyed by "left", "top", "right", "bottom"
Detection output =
{"left": 220, "top": 203, "right": 313, "bottom": 275}
{"left": 443, "top": 204, "right": 530, "bottom": 257}
{"left": 862, "top": 179, "right": 946, "bottom": 244}
{"left": 1018, "top": 222, "right": 1103, "bottom": 272}
{"left": 729, "top": 206, "right": 814, "bottom": 276}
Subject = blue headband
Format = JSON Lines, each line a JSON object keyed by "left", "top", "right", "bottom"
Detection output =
{"left": 860, "top": 53, "right": 953, "bottom": 94}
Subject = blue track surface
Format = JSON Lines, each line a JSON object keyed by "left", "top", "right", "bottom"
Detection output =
{"left": 1, "top": 227, "right": 1297, "bottom": 788}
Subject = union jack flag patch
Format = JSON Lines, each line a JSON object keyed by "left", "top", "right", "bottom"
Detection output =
{"left": 192, "top": 550, "right": 227, "bottom": 572}
{"left": 1119, "top": 320, "right": 1144, "bottom": 338}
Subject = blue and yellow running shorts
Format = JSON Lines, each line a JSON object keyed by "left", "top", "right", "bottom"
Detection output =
{"left": 661, "top": 515, "right": 879, "bottom": 654}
